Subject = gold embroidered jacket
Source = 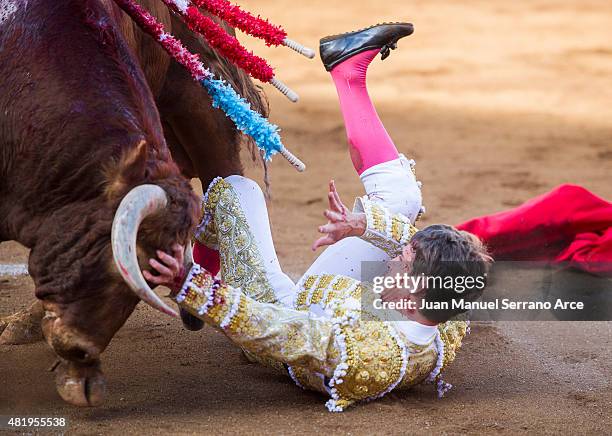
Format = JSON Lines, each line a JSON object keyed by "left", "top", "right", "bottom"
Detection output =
{"left": 182, "top": 177, "right": 468, "bottom": 412}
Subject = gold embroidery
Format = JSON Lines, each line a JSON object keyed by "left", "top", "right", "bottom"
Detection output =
{"left": 311, "top": 274, "right": 334, "bottom": 305}
{"left": 391, "top": 216, "right": 405, "bottom": 242}
{"left": 397, "top": 342, "right": 438, "bottom": 389}
{"left": 178, "top": 269, "right": 466, "bottom": 412}
{"left": 359, "top": 196, "right": 420, "bottom": 257}
{"left": 438, "top": 321, "right": 468, "bottom": 371}
{"left": 206, "top": 284, "right": 233, "bottom": 325}
{"left": 194, "top": 178, "right": 227, "bottom": 248}
{"left": 349, "top": 284, "right": 362, "bottom": 299}
{"left": 191, "top": 271, "right": 213, "bottom": 289}
{"left": 323, "top": 279, "right": 359, "bottom": 307}
{"left": 371, "top": 204, "right": 387, "bottom": 233}
{"left": 210, "top": 179, "right": 277, "bottom": 304}
{"left": 332, "top": 277, "right": 352, "bottom": 291}
{"left": 302, "top": 275, "right": 317, "bottom": 291}
{"left": 295, "top": 288, "right": 310, "bottom": 310}
{"left": 289, "top": 367, "right": 329, "bottom": 394}
{"left": 396, "top": 321, "right": 468, "bottom": 389}
{"left": 183, "top": 288, "right": 205, "bottom": 309}
{"left": 402, "top": 222, "right": 419, "bottom": 241}
{"left": 228, "top": 297, "right": 262, "bottom": 338}
{"left": 333, "top": 317, "right": 405, "bottom": 404}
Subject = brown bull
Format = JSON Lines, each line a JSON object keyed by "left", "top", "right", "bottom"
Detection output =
{"left": 0, "top": 0, "right": 262, "bottom": 406}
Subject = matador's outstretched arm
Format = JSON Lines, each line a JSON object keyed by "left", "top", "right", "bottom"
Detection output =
{"left": 175, "top": 264, "right": 340, "bottom": 377}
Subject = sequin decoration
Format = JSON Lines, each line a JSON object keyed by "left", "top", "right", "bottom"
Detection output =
{"left": 207, "top": 179, "right": 277, "bottom": 303}
{"left": 354, "top": 196, "right": 419, "bottom": 257}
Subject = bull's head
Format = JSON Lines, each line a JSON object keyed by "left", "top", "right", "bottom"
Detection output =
{"left": 111, "top": 184, "right": 181, "bottom": 317}
{"left": 38, "top": 141, "right": 198, "bottom": 406}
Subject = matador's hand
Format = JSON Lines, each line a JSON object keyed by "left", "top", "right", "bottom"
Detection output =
{"left": 143, "top": 243, "right": 186, "bottom": 294}
{"left": 312, "top": 180, "right": 367, "bottom": 251}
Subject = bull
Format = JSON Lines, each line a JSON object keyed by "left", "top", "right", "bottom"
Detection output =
{"left": 0, "top": 0, "right": 263, "bottom": 406}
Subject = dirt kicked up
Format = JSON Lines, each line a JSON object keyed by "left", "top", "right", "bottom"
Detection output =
{"left": 1, "top": 0, "right": 611, "bottom": 433}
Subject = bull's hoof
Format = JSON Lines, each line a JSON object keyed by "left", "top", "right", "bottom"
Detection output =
{"left": 0, "top": 300, "right": 44, "bottom": 345}
{"left": 54, "top": 360, "right": 106, "bottom": 407}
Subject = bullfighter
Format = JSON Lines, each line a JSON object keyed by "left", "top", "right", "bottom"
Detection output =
{"left": 144, "top": 23, "right": 492, "bottom": 412}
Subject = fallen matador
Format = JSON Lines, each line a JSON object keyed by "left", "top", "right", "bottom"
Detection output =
{"left": 145, "top": 24, "right": 492, "bottom": 412}
{"left": 146, "top": 23, "right": 612, "bottom": 412}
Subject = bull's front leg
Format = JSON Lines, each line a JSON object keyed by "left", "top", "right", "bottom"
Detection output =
{"left": 1, "top": 299, "right": 105, "bottom": 405}
{"left": 0, "top": 299, "right": 44, "bottom": 344}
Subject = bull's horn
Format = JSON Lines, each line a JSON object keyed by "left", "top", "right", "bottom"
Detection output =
{"left": 111, "top": 184, "right": 179, "bottom": 318}
{"left": 184, "top": 241, "right": 194, "bottom": 266}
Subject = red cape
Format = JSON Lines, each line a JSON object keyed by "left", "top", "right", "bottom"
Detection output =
{"left": 457, "top": 184, "right": 612, "bottom": 276}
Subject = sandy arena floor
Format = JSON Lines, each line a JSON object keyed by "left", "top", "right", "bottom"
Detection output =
{"left": 1, "top": 0, "right": 612, "bottom": 434}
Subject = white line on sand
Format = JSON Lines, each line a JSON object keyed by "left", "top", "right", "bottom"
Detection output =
{"left": 0, "top": 264, "right": 29, "bottom": 276}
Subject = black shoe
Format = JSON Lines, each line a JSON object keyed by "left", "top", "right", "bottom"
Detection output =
{"left": 180, "top": 308, "right": 204, "bottom": 331}
{"left": 320, "top": 22, "right": 414, "bottom": 71}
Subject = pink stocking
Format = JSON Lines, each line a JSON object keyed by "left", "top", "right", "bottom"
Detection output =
{"left": 330, "top": 49, "right": 399, "bottom": 174}
{"left": 193, "top": 241, "right": 221, "bottom": 277}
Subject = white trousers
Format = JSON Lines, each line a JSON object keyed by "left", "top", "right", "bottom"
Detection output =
{"left": 224, "top": 155, "right": 422, "bottom": 306}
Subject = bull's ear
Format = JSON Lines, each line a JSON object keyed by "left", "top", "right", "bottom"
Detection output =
{"left": 105, "top": 140, "right": 149, "bottom": 200}
{"left": 120, "top": 140, "right": 148, "bottom": 182}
